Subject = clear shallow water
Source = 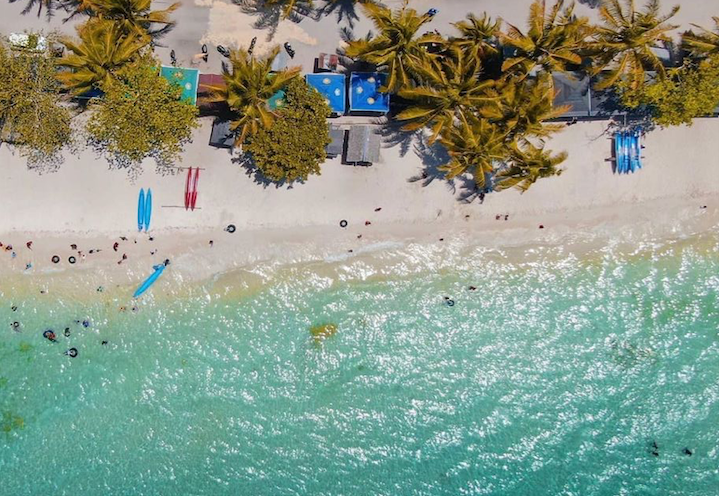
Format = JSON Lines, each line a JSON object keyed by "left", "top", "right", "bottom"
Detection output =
{"left": 1, "top": 235, "right": 719, "bottom": 495}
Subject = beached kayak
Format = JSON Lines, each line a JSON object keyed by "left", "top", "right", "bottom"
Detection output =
{"left": 144, "top": 189, "right": 152, "bottom": 232}
{"left": 133, "top": 263, "right": 166, "bottom": 298}
{"left": 138, "top": 189, "right": 145, "bottom": 231}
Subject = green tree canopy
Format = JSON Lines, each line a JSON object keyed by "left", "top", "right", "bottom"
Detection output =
{"left": 63, "top": 0, "right": 179, "bottom": 38}
{"left": 0, "top": 37, "right": 73, "bottom": 165}
{"left": 619, "top": 55, "right": 719, "bottom": 126}
{"left": 345, "top": 1, "right": 442, "bottom": 93}
{"left": 202, "top": 46, "right": 299, "bottom": 146}
{"left": 490, "top": 74, "right": 568, "bottom": 143}
{"left": 396, "top": 44, "right": 497, "bottom": 143}
{"left": 682, "top": 17, "right": 719, "bottom": 59}
{"left": 451, "top": 13, "right": 501, "bottom": 62}
{"left": 86, "top": 56, "right": 199, "bottom": 169}
{"left": 57, "top": 18, "right": 149, "bottom": 95}
{"left": 590, "top": 0, "right": 679, "bottom": 91}
{"left": 494, "top": 142, "right": 567, "bottom": 192}
{"left": 244, "top": 78, "right": 330, "bottom": 183}
{"left": 438, "top": 113, "right": 510, "bottom": 185}
{"left": 500, "top": 0, "right": 591, "bottom": 77}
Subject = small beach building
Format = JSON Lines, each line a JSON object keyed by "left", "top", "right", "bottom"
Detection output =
{"left": 349, "top": 73, "right": 390, "bottom": 114}
{"left": 209, "top": 120, "right": 235, "bottom": 149}
{"left": 160, "top": 66, "right": 200, "bottom": 105}
{"left": 326, "top": 126, "right": 345, "bottom": 158}
{"left": 306, "top": 73, "right": 346, "bottom": 115}
{"left": 345, "top": 125, "right": 381, "bottom": 165}
{"left": 552, "top": 73, "right": 592, "bottom": 119}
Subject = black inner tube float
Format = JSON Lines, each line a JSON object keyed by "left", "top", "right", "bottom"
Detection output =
{"left": 226, "top": 224, "right": 236, "bottom": 233}
{"left": 444, "top": 297, "right": 455, "bottom": 307}
{"left": 68, "top": 256, "right": 76, "bottom": 264}
{"left": 340, "top": 220, "right": 348, "bottom": 228}
{"left": 11, "top": 322, "right": 20, "bottom": 330}
{"left": 51, "top": 255, "right": 60, "bottom": 264}
{"left": 43, "top": 330, "right": 56, "bottom": 341}
{"left": 66, "top": 348, "right": 78, "bottom": 358}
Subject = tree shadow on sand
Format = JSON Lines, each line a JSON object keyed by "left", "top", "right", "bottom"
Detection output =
{"left": 231, "top": 152, "right": 302, "bottom": 189}
{"left": 382, "top": 124, "right": 486, "bottom": 204}
{"left": 231, "top": 0, "right": 313, "bottom": 40}
{"left": 313, "top": 0, "right": 361, "bottom": 28}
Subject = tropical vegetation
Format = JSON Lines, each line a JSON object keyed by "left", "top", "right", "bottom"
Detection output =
{"left": 86, "top": 57, "right": 199, "bottom": 169}
{"left": 0, "top": 35, "right": 73, "bottom": 165}
{"left": 243, "top": 78, "right": 330, "bottom": 183}
{"left": 202, "top": 46, "right": 300, "bottom": 146}
{"left": 62, "top": 0, "right": 180, "bottom": 38}
{"left": 500, "top": 0, "right": 590, "bottom": 77}
{"left": 2, "top": 0, "right": 198, "bottom": 172}
{"left": 345, "top": 1, "right": 442, "bottom": 92}
{"left": 57, "top": 19, "right": 149, "bottom": 95}
{"left": 589, "top": 0, "right": 679, "bottom": 91}
{"left": 6, "top": 0, "right": 719, "bottom": 191}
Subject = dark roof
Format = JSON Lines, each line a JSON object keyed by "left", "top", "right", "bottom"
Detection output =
{"left": 209, "top": 120, "right": 234, "bottom": 148}
{"left": 553, "top": 73, "right": 592, "bottom": 118}
{"left": 326, "top": 127, "right": 345, "bottom": 157}
{"left": 345, "top": 125, "right": 381, "bottom": 164}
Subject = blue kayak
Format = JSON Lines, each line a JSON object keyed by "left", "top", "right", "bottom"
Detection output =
{"left": 629, "top": 135, "right": 640, "bottom": 172}
{"left": 138, "top": 189, "right": 145, "bottom": 232}
{"left": 144, "top": 189, "right": 152, "bottom": 232}
{"left": 614, "top": 133, "right": 624, "bottom": 173}
{"left": 133, "top": 263, "right": 166, "bottom": 298}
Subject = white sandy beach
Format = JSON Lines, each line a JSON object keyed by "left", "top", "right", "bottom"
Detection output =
{"left": 0, "top": 0, "right": 718, "bottom": 296}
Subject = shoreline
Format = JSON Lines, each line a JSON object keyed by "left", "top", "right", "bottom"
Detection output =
{"left": 1, "top": 193, "right": 716, "bottom": 303}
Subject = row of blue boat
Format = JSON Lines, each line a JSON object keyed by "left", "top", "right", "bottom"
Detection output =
{"left": 137, "top": 188, "right": 152, "bottom": 232}
{"left": 614, "top": 132, "right": 643, "bottom": 174}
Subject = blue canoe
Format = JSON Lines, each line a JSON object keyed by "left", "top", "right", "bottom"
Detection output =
{"left": 629, "top": 135, "right": 640, "bottom": 172}
{"left": 133, "top": 263, "right": 166, "bottom": 298}
{"left": 144, "top": 189, "right": 152, "bottom": 232}
{"left": 621, "top": 133, "right": 630, "bottom": 173}
{"left": 614, "top": 133, "right": 624, "bottom": 173}
{"left": 137, "top": 189, "right": 145, "bottom": 231}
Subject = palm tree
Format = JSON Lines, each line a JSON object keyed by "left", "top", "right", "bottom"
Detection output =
{"left": 494, "top": 142, "right": 567, "bottom": 192}
{"left": 344, "top": 1, "right": 442, "bottom": 93}
{"left": 682, "top": 17, "right": 719, "bottom": 58}
{"left": 500, "top": 0, "right": 591, "bottom": 77}
{"left": 590, "top": 0, "right": 679, "bottom": 91}
{"left": 438, "top": 113, "right": 510, "bottom": 185}
{"left": 201, "top": 46, "right": 299, "bottom": 146}
{"left": 63, "top": 0, "right": 179, "bottom": 38}
{"left": 490, "top": 74, "right": 568, "bottom": 142}
{"left": 396, "top": 44, "right": 497, "bottom": 142}
{"left": 57, "top": 19, "right": 149, "bottom": 95}
{"left": 451, "top": 13, "right": 501, "bottom": 61}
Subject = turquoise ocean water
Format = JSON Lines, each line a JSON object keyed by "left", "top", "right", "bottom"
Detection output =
{"left": 1, "top": 233, "right": 718, "bottom": 495}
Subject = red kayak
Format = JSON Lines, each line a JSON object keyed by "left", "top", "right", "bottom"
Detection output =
{"left": 190, "top": 167, "right": 200, "bottom": 211}
{"left": 184, "top": 167, "right": 192, "bottom": 210}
